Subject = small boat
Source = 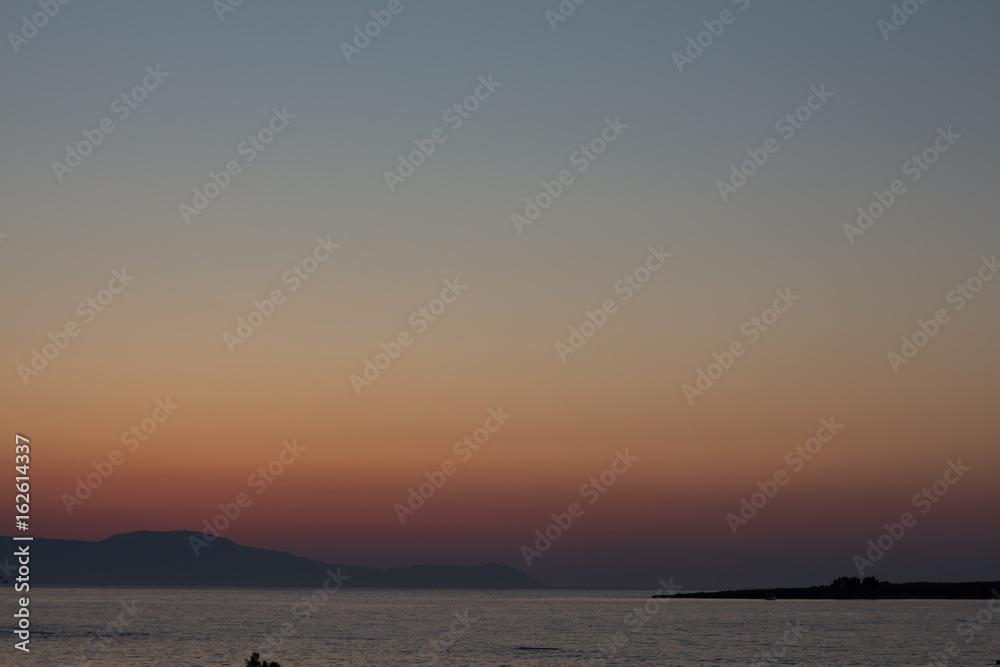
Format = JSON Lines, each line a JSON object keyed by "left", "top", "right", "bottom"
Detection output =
{"left": 765, "top": 593, "right": 776, "bottom": 601}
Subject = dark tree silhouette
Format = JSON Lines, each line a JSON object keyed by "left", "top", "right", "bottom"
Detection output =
{"left": 246, "top": 652, "right": 281, "bottom": 667}
{"left": 831, "top": 576, "right": 862, "bottom": 587}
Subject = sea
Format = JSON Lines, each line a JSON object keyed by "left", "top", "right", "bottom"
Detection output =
{"left": 12, "top": 588, "right": 999, "bottom": 666}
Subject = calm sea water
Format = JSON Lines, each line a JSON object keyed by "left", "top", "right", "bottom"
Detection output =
{"left": 13, "top": 588, "right": 999, "bottom": 666}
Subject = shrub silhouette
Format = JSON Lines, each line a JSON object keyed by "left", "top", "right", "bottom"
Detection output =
{"left": 246, "top": 652, "right": 281, "bottom": 667}
{"left": 831, "top": 576, "right": 861, "bottom": 588}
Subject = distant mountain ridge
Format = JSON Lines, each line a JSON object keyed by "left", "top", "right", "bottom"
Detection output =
{"left": 4, "top": 531, "right": 546, "bottom": 588}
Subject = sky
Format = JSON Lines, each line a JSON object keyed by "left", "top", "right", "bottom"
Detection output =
{"left": 2, "top": 0, "right": 998, "bottom": 588}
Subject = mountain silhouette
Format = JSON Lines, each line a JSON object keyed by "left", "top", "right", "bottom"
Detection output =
{"left": 11, "top": 531, "right": 546, "bottom": 588}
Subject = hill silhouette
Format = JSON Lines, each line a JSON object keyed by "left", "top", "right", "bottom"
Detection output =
{"left": 7, "top": 531, "right": 546, "bottom": 588}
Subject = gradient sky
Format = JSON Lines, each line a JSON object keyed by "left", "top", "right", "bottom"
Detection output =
{"left": 2, "top": 0, "right": 998, "bottom": 588}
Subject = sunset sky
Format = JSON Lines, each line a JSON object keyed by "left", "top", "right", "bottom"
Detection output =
{"left": 2, "top": 0, "right": 998, "bottom": 588}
